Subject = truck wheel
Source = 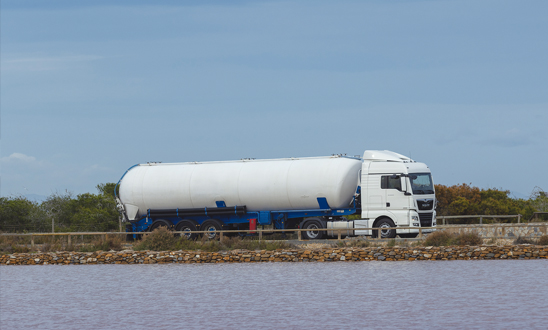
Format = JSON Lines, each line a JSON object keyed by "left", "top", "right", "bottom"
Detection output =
{"left": 302, "top": 220, "right": 324, "bottom": 240}
{"left": 149, "top": 219, "right": 173, "bottom": 231}
{"left": 175, "top": 220, "right": 198, "bottom": 240}
{"left": 373, "top": 218, "right": 396, "bottom": 239}
{"left": 200, "top": 219, "right": 223, "bottom": 239}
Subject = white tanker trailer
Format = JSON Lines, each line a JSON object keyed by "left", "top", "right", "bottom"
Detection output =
{"left": 116, "top": 150, "right": 436, "bottom": 239}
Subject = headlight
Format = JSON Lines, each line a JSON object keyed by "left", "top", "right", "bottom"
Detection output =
{"left": 412, "top": 216, "right": 419, "bottom": 222}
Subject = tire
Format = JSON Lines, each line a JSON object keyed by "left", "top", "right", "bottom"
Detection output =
{"left": 373, "top": 218, "right": 396, "bottom": 239}
{"left": 302, "top": 219, "right": 325, "bottom": 240}
{"left": 200, "top": 219, "right": 223, "bottom": 239}
{"left": 149, "top": 219, "right": 173, "bottom": 231}
{"left": 399, "top": 233, "right": 418, "bottom": 238}
{"left": 175, "top": 220, "right": 198, "bottom": 240}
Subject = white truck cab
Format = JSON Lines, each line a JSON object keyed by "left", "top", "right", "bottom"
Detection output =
{"left": 359, "top": 150, "right": 436, "bottom": 238}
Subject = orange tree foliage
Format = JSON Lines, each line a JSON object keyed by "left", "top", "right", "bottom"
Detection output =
{"left": 435, "top": 183, "right": 536, "bottom": 222}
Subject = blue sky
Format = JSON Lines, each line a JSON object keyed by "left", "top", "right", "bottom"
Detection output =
{"left": 1, "top": 0, "right": 547, "bottom": 199}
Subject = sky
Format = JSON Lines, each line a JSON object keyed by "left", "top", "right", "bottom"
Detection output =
{"left": 1, "top": 0, "right": 547, "bottom": 200}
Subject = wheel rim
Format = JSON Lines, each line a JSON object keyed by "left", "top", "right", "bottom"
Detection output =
{"left": 204, "top": 225, "right": 217, "bottom": 239}
{"left": 379, "top": 223, "right": 392, "bottom": 238}
{"left": 306, "top": 224, "right": 320, "bottom": 239}
{"left": 181, "top": 227, "right": 192, "bottom": 239}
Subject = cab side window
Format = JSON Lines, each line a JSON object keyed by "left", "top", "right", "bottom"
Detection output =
{"left": 381, "top": 175, "right": 401, "bottom": 191}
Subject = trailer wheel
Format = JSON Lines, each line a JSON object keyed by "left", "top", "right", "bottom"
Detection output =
{"left": 175, "top": 220, "right": 198, "bottom": 240}
{"left": 200, "top": 219, "right": 223, "bottom": 239}
{"left": 149, "top": 219, "right": 173, "bottom": 231}
{"left": 373, "top": 218, "right": 396, "bottom": 239}
{"left": 302, "top": 220, "right": 324, "bottom": 240}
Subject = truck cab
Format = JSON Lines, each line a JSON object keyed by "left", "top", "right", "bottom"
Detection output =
{"left": 359, "top": 150, "right": 436, "bottom": 238}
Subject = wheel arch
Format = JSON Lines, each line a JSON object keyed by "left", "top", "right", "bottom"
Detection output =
{"left": 373, "top": 215, "right": 395, "bottom": 228}
{"left": 149, "top": 219, "right": 174, "bottom": 231}
{"left": 299, "top": 217, "right": 327, "bottom": 229}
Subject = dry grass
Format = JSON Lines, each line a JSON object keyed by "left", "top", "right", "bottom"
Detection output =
{"left": 513, "top": 236, "right": 536, "bottom": 245}
{"left": 423, "top": 230, "right": 483, "bottom": 246}
{"left": 0, "top": 235, "right": 33, "bottom": 254}
{"left": 133, "top": 227, "right": 295, "bottom": 252}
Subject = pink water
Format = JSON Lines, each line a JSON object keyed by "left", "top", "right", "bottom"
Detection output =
{"left": 1, "top": 260, "right": 547, "bottom": 329}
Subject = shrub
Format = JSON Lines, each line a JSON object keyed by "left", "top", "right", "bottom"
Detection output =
{"left": 0, "top": 235, "right": 33, "bottom": 254}
{"left": 78, "top": 235, "right": 124, "bottom": 252}
{"left": 132, "top": 229, "right": 296, "bottom": 252}
{"left": 538, "top": 235, "right": 548, "bottom": 245}
{"left": 40, "top": 241, "right": 63, "bottom": 252}
{"left": 134, "top": 227, "right": 180, "bottom": 251}
{"left": 514, "top": 236, "right": 535, "bottom": 245}
{"left": 453, "top": 233, "right": 483, "bottom": 246}
{"left": 423, "top": 231, "right": 455, "bottom": 246}
{"left": 222, "top": 236, "right": 294, "bottom": 251}
{"left": 423, "top": 230, "right": 483, "bottom": 246}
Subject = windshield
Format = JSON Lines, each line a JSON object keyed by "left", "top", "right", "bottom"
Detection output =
{"left": 409, "top": 173, "right": 434, "bottom": 195}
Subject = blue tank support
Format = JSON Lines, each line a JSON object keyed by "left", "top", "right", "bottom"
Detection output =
{"left": 127, "top": 197, "right": 357, "bottom": 234}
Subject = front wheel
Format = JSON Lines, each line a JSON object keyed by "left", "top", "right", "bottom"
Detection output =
{"left": 302, "top": 220, "right": 324, "bottom": 240}
{"left": 373, "top": 218, "right": 396, "bottom": 238}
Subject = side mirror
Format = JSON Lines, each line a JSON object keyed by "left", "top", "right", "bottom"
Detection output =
{"left": 402, "top": 176, "right": 412, "bottom": 195}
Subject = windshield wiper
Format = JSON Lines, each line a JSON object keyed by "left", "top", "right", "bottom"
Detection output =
{"left": 426, "top": 190, "right": 435, "bottom": 194}
{"left": 414, "top": 189, "right": 425, "bottom": 194}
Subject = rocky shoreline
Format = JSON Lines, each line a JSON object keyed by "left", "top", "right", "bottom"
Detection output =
{"left": 1, "top": 245, "right": 547, "bottom": 265}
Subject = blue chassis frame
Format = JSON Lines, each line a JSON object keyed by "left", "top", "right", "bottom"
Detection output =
{"left": 127, "top": 197, "right": 358, "bottom": 234}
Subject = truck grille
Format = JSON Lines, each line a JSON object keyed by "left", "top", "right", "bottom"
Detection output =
{"left": 417, "top": 199, "right": 434, "bottom": 210}
{"left": 419, "top": 213, "right": 433, "bottom": 227}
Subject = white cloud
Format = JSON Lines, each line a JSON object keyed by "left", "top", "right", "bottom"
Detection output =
{"left": 1, "top": 152, "right": 37, "bottom": 163}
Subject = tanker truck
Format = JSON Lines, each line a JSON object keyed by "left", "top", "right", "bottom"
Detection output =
{"left": 116, "top": 150, "right": 436, "bottom": 240}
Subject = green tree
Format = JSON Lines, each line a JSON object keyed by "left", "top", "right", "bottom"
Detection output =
{"left": 0, "top": 196, "right": 44, "bottom": 232}
{"left": 434, "top": 184, "right": 537, "bottom": 222}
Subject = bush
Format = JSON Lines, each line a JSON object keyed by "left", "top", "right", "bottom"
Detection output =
{"left": 514, "top": 236, "right": 535, "bottom": 245}
{"left": 423, "top": 230, "right": 483, "bottom": 246}
{"left": 133, "top": 228, "right": 296, "bottom": 252}
{"left": 134, "top": 227, "right": 180, "bottom": 251}
{"left": 220, "top": 236, "right": 294, "bottom": 251}
{"left": 454, "top": 233, "right": 483, "bottom": 246}
{"left": 423, "top": 231, "right": 455, "bottom": 246}
{"left": 78, "top": 235, "right": 124, "bottom": 252}
{"left": 0, "top": 235, "right": 33, "bottom": 254}
{"left": 538, "top": 235, "right": 548, "bottom": 245}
